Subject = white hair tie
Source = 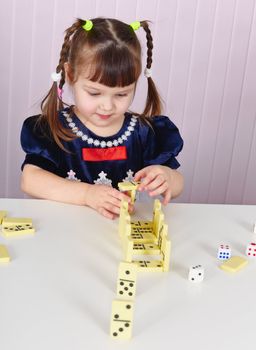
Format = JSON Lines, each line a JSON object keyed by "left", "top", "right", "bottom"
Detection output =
{"left": 51, "top": 72, "right": 61, "bottom": 82}
{"left": 144, "top": 67, "right": 152, "bottom": 78}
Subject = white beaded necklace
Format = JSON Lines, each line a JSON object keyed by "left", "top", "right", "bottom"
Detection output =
{"left": 62, "top": 110, "right": 138, "bottom": 148}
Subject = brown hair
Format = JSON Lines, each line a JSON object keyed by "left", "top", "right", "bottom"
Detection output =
{"left": 40, "top": 18, "right": 162, "bottom": 149}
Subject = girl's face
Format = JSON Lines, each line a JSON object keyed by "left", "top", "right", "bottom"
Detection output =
{"left": 71, "top": 75, "right": 136, "bottom": 132}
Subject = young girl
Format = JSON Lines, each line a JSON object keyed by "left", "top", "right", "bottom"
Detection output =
{"left": 20, "top": 17, "right": 184, "bottom": 219}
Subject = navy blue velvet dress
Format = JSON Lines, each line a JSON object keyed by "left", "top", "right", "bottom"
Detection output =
{"left": 20, "top": 107, "right": 183, "bottom": 188}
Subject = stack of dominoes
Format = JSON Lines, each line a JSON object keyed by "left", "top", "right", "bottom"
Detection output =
{"left": 118, "top": 192, "right": 171, "bottom": 272}
{"left": 110, "top": 183, "right": 172, "bottom": 339}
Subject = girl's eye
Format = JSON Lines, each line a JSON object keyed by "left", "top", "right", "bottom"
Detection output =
{"left": 117, "top": 94, "right": 127, "bottom": 97}
{"left": 88, "top": 92, "right": 100, "bottom": 96}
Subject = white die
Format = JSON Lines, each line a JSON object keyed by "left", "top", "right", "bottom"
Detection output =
{"left": 188, "top": 265, "right": 204, "bottom": 283}
{"left": 246, "top": 242, "right": 256, "bottom": 257}
{"left": 217, "top": 244, "right": 231, "bottom": 260}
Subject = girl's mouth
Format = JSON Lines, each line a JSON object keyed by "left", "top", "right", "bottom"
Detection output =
{"left": 97, "top": 114, "right": 111, "bottom": 120}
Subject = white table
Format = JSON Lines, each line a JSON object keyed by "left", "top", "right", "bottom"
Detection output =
{"left": 0, "top": 198, "right": 255, "bottom": 350}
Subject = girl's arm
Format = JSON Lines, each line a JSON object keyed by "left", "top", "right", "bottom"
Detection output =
{"left": 134, "top": 165, "right": 184, "bottom": 205}
{"left": 21, "top": 164, "right": 131, "bottom": 219}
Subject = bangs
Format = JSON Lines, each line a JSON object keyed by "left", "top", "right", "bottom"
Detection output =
{"left": 85, "top": 45, "right": 141, "bottom": 87}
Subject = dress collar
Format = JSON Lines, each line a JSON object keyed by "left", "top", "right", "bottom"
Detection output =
{"left": 61, "top": 108, "right": 138, "bottom": 148}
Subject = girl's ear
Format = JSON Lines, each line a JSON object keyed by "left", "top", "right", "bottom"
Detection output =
{"left": 64, "top": 62, "right": 72, "bottom": 84}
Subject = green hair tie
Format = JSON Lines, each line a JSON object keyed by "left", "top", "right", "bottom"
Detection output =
{"left": 82, "top": 20, "right": 93, "bottom": 31}
{"left": 130, "top": 21, "right": 140, "bottom": 31}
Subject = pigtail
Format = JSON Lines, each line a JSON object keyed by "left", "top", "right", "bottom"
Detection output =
{"left": 140, "top": 21, "right": 162, "bottom": 119}
{"left": 40, "top": 19, "right": 84, "bottom": 149}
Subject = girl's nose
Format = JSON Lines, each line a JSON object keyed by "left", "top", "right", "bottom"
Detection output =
{"left": 100, "top": 97, "right": 114, "bottom": 111}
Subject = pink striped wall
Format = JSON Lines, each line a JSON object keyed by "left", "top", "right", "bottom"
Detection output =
{"left": 1, "top": 0, "right": 256, "bottom": 204}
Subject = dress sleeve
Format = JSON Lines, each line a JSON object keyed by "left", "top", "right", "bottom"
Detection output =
{"left": 140, "top": 116, "right": 183, "bottom": 169}
{"left": 20, "top": 116, "right": 61, "bottom": 173}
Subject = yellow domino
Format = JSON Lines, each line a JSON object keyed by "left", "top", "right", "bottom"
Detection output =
{"left": 220, "top": 256, "right": 248, "bottom": 272}
{"left": 116, "top": 262, "right": 138, "bottom": 300}
{"left": 154, "top": 212, "right": 165, "bottom": 240}
{"left": 131, "top": 220, "right": 153, "bottom": 228}
{"left": 130, "top": 231, "right": 157, "bottom": 244}
{"left": 119, "top": 201, "right": 130, "bottom": 237}
{"left": 2, "top": 224, "right": 35, "bottom": 237}
{"left": 132, "top": 226, "right": 154, "bottom": 235}
{"left": 161, "top": 234, "right": 171, "bottom": 272}
{"left": 122, "top": 234, "right": 133, "bottom": 262}
{"left": 2, "top": 217, "right": 33, "bottom": 227}
{"left": 0, "top": 245, "right": 11, "bottom": 263}
{"left": 156, "top": 223, "right": 171, "bottom": 272}
{"left": 118, "top": 181, "right": 140, "bottom": 205}
{"left": 134, "top": 260, "right": 163, "bottom": 272}
{"left": 119, "top": 214, "right": 131, "bottom": 239}
{"left": 118, "top": 181, "right": 140, "bottom": 192}
{"left": 110, "top": 300, "right": 134, "bottom": 339}
{"left": 133, "top": 242, "right": 160, "bottom": 255}
{"left": 0, "top": 211, "right": 7, "bottom": 224}
{"left": 153, "top": 199, "right": 162, "bottom": 213}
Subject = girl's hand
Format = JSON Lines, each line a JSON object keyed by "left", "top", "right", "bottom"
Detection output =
{"left": 85, "top": 184, "right": 132, "bottom": 220}
{"left": 134, "top": 165, "right": 173, "bottom": 205}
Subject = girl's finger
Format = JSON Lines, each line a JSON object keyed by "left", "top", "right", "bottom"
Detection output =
{"left": 138, "top": 173, "right": 158, "bottom": 190}
{"left": 148, "top": 181, "right": 168, "bottom": 197}
{"left": 145, "top": 175, "right": 165, "bottom": 192}
{"left": 98, "top": 207, "right": 117, "bottom": 220}
{"left": 128, "top": 203, "right": 134, "bottom": 214}
{"left": 104, "top": 202, "right": 122, "bottom": 215}
{"left": 134, "top": 168, "right": 147, "bottom": 181}
{"left": 111, "top": 188, "right": 131, "bottom": 203}
{"left": 108, "top": 195, "right": 125, "bottom": 208}
{"left": 162, "top": 189, "right": 172, "bottom": 205}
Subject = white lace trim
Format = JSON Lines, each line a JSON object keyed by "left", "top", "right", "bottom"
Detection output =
{"left": 62, "top": 110, "right": 137, "bottom": 148}
{"left": 122, "top": 169, "right": 135, "bottom": 182}
{"left": 93, "top": 169, "right": 135, "bottom": 187}
{"left": 66, "top": 170, "right": 81, "bottom": 182}
{"left": 93, "top": 171, "right": 112, "bottom": 186}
